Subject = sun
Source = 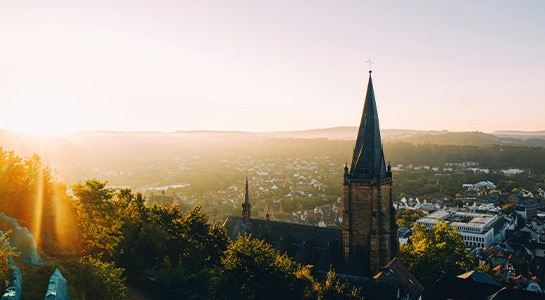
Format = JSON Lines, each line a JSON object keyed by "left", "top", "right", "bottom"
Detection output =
{"left": 2, "top": 83, "right": 85, "bottom": 136}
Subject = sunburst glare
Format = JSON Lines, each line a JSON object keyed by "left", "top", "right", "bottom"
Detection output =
{"left": 2, "top": 83, "right": 84, "bottom": 136}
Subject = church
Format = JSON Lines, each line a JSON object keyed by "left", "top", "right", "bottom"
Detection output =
{"left": 224, "top": 70, "right": 422, "bottom": 299}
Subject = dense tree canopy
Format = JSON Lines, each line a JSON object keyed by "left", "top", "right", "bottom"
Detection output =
{"left": 0, "top": 149, "right": 127, "bottom": 299}
{"left": 72, "top": 180, "right": 124, "bottom": 259}
{"left": 0, "top": 149, "right": 78, "bottom": 251}
{"left": 400, "top": 222, "right": 474, "bottom": 287}
{"left": 396, "top": 209, "right": 426, "bottom": 228}
{"left": 217, "top": 235, "right": 314, "bottom": 300}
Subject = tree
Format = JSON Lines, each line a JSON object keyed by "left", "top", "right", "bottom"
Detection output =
{"left": 316, "top": 267, "right": 363, "bottom": 300}
{"left": 177, "top": 205, "right": 228, "bottom": 272}
{"left": 400, "top": 222, "right": 474, "bottom": 287}
{"left": 82, "top": 257, "right": 127, "bottom": 300}
{"left": 152, "top": 257, "right": 216, "bottom": 299}
{"left": 72, "top": 180, "right": 123, "bottom": 259}
{"left": 141, "top": 204, "right": 228, "bottom": 298}
{"left": 129, "top": 222, "right": 169, "bottom": 271}
{"left": 396, "top": 209, "right": 426, "bottom": 228}
{"left": 53, "top": 256, "right": 127, "bottom": 300}
{"left": 216, "top": 235, "right": 314, "bottom": 300}
{"left": 0, "top": 150, "right": 78, "bottom": 256}
{"left": 0, "top": 231, "right": 18, "bottom": 290}
{"left": 113, "top": 196, "right": 230, "bottom": 297}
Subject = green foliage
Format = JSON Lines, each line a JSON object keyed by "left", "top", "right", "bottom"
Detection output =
{"left": 384, "top": 142, "right": 545, "bottom": 172}
{"left": 72, "top": 180, "right": 124, "bottom": 259}
{"left": 113, "top": 195, "right": 230, "bottom": 298}
{"left": 177, "top": 205, "right": 229, "bottom": 271}
{"left": 0, "top": 231, "right": 17, "bottom": 291}
{"left": 0, "top": 150, "right": 127, "bottom": 299}
{"left": 386, "top": 142, "right": 545, "bottom": 200}
{"left": 80, "top": 256, "right": 127, "bottom": 300}
{"left": 0, "top": 149, "right": 78, "bottom": 251}
{"left": 153, "top": 257, "right": 216, "bottom": 299}
{"left": 118, "top": 201, "right": 229, "bottom": 274}
{"left": 129, "top": 222, "right": 169, "bottom": 270}
{"left": 396, "top": 209, "right": 426, "bottom": 228}
{"left": 400, "top": 222, "right": 474, "bottom": 287}
{"left": 19, "top": 255, "right": 126, "bottom": 300}
{"left": 0, "top": 149, "right": 30, "bottom": 225}
{"left": 217, "top": 235, "right": 314, "bottom": 300}
{"left": 315, "top": 268, "right": 363, "bottom": 300}
{"left": 21, "top": 261, "right": 59, "bottom": 300}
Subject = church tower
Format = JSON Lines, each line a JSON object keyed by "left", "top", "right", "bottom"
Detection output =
{"left": 242, "top": 177, "right": 251, "bottom": 223}
{"left": 342, "top": 70, "right": 398, "bottom": 276}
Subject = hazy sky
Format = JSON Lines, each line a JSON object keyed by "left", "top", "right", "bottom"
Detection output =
{"left": 1, "top": 1, "right": 544, "bottom": 135}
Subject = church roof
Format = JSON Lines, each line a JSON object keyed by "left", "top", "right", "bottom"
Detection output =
{"left": 423, "top": 271, "right": 542, "bottom": 300}
{"left": 374, "top": 257, "right": 424, "bottom": 300}
{"left": 224, "top": 216, "right": 343, "bottom": 271}
{"left": 350, "top": 71, "right": 388, "bottom": 180}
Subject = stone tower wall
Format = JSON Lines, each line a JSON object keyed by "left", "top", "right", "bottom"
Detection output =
{"left": 343, "top": 179, "right": 395, "bottom": 275}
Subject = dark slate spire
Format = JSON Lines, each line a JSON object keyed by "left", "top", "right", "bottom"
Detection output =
{"left": 242, "top": 176, "right": 251, "bottom": 222}
{"left": 244, "top": 177, "right": 250, "bottom": 204}
{"left": 350, "top": 71, "right": 387, "bottom": 180}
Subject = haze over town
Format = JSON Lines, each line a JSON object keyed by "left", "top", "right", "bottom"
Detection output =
{"left": 1, "top": 1, "right": 544, "bottom": 135}
{"left": 2, "top": 2, "right": 545, "bottom": 296}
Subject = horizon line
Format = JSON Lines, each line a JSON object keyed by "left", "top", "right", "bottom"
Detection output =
{"left": 2, "top": 126, "right": 545, "bottom": 137}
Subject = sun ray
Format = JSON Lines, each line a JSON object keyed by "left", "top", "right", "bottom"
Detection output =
{"left": 53, "top": 182, "right": 75, "bottom": 248}
{"left": 31, "top": 158, "right": 45, "bottom": 248}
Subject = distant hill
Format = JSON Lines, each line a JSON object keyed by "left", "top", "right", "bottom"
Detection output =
{"left": 259, "top": 127, "right": 445, "bottom": 141}
{"left": 259, "top": 127, "right": 545, "bottom": 147}
{"left": 2, "top": 127, "right": 545, "bottom": 188}
{"left": 2, "top": 128, "right": 545, "bottom": 157}
{"left": 395, "top": 131, "right": 502, "bottom": 146}
{"left": 493, "top": 130, "right": 545, "bottom": 137}
{"left": 396, "top": 131, "right": 545, "bottom": 146}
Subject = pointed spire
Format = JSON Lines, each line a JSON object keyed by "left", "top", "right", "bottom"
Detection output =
{"left": 242, "top": 176, "right": 251, "bottom": 222}
{"left": 244, "top": 176, "right": 250, "bottom": 205}
{"left": 350, "top": 71, "right": 387, "bottom": 180}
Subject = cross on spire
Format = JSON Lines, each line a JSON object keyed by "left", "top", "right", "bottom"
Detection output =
{"left": 366, "top": 58, "right": 374, "bottom": 73}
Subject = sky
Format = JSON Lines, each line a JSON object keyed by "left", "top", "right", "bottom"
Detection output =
{"left": 0, "top": 1, "right": 544, "bottom": 135}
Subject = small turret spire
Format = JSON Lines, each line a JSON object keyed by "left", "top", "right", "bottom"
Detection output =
{"left": 242, "top": 176, "right": 251, "bottom": 222}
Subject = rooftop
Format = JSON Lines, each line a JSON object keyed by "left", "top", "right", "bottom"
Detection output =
{"left": 417, "top": 210, "right": 498, "bottom": 230}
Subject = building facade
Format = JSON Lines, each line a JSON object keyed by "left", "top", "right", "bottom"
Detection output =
{"left": 416, "top": 210, "right": 506, "bottom": 249}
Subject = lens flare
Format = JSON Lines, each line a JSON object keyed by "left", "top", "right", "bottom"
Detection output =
{"left": 31, "top": 164, "right": 45, "bottom": 248}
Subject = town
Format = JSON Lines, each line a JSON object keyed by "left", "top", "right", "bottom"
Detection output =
{"left": 3, "top": 126, "right": 545, "bottom": 298}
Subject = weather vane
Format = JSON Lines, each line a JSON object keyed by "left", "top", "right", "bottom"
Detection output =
{"left": 365, "top": 58, "right": 374, "bottom": 73}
